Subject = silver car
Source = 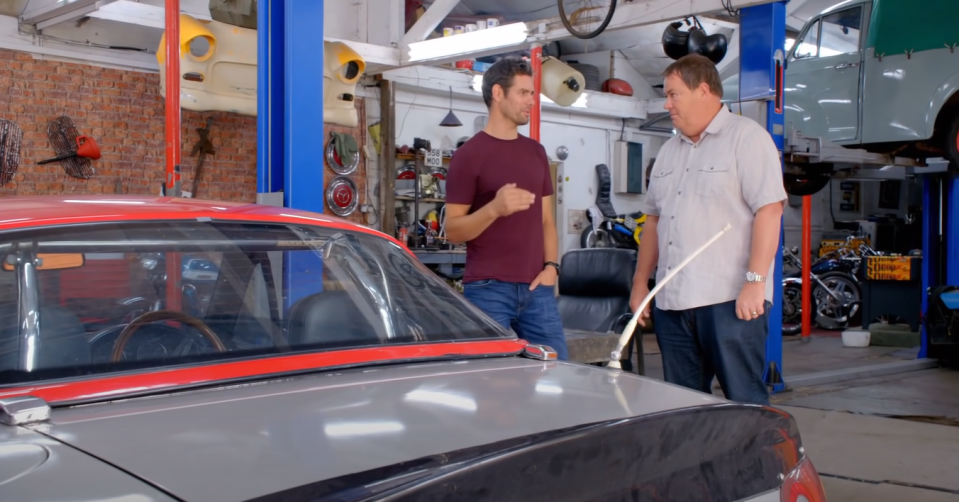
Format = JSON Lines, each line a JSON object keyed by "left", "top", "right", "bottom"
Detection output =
{"left": 0, "top": 195, "right": 826, "bottom": 502}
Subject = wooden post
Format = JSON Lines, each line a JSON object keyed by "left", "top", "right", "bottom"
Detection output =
{"left": 379, "top": 79, "right": 397, "bottom": 237}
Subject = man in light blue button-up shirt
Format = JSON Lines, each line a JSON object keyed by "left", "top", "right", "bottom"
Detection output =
{"left": 630, "top": 54, "right": 787, "bottom": 405}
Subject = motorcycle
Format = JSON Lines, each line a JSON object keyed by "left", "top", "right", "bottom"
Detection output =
{"left": 581, "top": 164, "right": 646, "bottom": 250}
{"left": 782, "top": 236, "right": 871, "bottom": 334}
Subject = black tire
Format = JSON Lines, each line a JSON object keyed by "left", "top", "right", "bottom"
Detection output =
{"left": 558, "top": 0, "right": 617, "bottom": 40}
{"left": 782, "top": 281, "right": 816, "bottom": 336}
{"left": 784, "top": 172, "right": 831, "bottom": 196}
{"left": 945, "top": 114, "right": 959, "bottom": 171}
{"left": 812, "top": 271, "right": 861, "bottom": 330}
{"left": 580, "top": 226, "right": 611, "bottom": 248}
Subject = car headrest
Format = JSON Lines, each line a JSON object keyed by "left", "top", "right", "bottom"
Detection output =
{"left": 285, "top": 290, "right": 379, "bottom": 347}
{"left": 558, "top": 248, "right": 637, "bottom": 298}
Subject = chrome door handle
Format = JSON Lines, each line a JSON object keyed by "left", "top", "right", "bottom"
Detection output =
{"left": 835, "top": 62, "right": 859, "bottom": 69}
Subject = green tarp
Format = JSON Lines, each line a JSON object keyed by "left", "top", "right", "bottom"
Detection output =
{"left": 866, "top": 0, "right": 959, "bottom": 56}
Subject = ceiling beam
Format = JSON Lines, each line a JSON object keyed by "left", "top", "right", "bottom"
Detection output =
{"left": 380, "top": 65, "right": 651, "bottom": 120}
{"left": 526, "top": 0, "right": 775, "bottom": 44}
{"left": 21, "top": 0, "right": 104, "bottom": 27}
{"left": 785, "top": 0, "right": 813, "bottom": 31}
{"left": 399, "top": 0, "right": 777, "bottom": 67}
{"left": 400, "top": 0, "right": 460, "bottom": 45}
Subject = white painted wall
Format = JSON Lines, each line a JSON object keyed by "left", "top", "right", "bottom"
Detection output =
{"left": 323, "top": 0, "right": 362, "bottom": 42}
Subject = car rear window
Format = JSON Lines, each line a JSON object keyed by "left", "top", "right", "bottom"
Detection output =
{"left": 0, "top": 221, "right": 509, "bottom": 385}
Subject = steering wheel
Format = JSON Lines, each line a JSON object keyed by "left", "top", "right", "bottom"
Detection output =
{"left": 112, "top": 310, "right": 227, "bottom": 362}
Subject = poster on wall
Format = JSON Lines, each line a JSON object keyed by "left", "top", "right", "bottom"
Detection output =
{"left": 838, "top": 181, "right": 860, "bottom": 213}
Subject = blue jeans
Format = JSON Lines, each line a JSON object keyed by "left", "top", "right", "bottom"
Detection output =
{"left": 463, "top": 280, "right": 569, "bottom": 361}
{"left": 652, "top": 300, "right": 770, "bottom": 405}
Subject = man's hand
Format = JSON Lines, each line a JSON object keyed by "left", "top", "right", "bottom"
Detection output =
{"left": 629, "top": 284, "right": 652, "bottom": 327}
{"left": 736, "top": 283, "right": 766, "bottom": 321}
{"left": 529, "top": 265, "right": 558, "bottom": 290}
{"left": 492, "top": 183, "right": 535, "bottom": 217}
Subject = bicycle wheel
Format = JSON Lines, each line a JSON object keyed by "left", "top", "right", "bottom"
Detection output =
{"left": 557, "top": 0, "right": 617, "bottom": 39}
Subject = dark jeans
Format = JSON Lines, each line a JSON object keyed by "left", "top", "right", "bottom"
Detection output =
{"left": 652, "top": 299, "right": 770, "bottom": 405}
{"left": 463, "top": 279, "right": 569, "bottom": 361}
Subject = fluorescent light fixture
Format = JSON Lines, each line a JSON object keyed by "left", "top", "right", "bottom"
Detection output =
{"left": 86, "top": 0, "right": 211, "bottom": 30}
{"left": 408, "top": 22, "right": 529, "bottom": 62}
{"left": 471, "top": 74, "right": 588, "bottom": 108}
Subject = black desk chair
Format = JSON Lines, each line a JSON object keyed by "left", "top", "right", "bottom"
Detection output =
{"left": 556, "top": 248, "right": 642, "bottom": 374}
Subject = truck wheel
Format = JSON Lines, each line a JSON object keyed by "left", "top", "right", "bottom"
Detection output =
{"left": 946, "top": 115, "right": 959, "bottom": 170}
{"left": 784, "top": 172, "right": 830, "bottom": 196}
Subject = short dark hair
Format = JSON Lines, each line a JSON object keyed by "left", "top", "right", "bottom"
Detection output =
{"left": 662, "top": 54, "right": 723, "bottom": 98}
{"left": 481, "top": 57, "right": 533, "bottom": 108}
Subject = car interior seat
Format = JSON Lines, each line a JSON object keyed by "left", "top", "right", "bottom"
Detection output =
{"left": 0, "top": 298, "right": 92, "bottom": 373}
{"left": 285, "top": 289, "right": 382, "bottom": 347}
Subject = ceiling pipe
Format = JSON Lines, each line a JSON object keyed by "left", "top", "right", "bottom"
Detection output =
{"left": 164, "top": 0, "right": 181, "bottom": 198}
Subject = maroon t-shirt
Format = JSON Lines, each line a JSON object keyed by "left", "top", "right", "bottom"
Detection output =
{"left": 445, "top": 131, "right": 553, "bottom": 284}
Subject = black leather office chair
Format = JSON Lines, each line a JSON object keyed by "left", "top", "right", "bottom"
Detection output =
{"left": 556, "top": 248, "right": 642, "bottom": 374}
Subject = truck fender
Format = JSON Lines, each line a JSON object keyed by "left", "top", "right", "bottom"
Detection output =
{"left": 925, "top": 69, "right": 959, "bottom": 139}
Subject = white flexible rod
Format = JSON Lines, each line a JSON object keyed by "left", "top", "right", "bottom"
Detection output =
{"left": 607, "top": 223, "right": 733, "bottom": 369}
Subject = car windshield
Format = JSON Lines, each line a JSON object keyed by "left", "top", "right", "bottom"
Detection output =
{"left": 0, "top": 220, "right": 508, "bottom": 385}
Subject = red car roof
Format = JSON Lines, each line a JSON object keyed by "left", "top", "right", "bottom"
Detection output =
{"left": 0, "top": 194, "right": 386, "bottom": 238}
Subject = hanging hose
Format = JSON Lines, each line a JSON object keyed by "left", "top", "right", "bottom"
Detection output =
{"left": 438, "top": 203, "right": 447, "bottom": 241}
{"left": 608, "top": 223, "right": 733, "bottom": 369}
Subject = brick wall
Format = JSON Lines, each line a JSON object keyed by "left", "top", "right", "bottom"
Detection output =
{"left": 0, "top": 48, "right": 372, "bottom": 226}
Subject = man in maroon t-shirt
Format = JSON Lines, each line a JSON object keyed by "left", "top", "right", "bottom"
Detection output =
{"left": 444, "top": 57, "right": 568, "bottom": 360}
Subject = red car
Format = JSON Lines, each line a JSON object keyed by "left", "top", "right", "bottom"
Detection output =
{"left": 0, "top": 196, "right": 826, "bottom": 502}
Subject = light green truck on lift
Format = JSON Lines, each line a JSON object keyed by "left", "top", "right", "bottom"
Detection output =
{"left": 782, "top": 0, "right": 959, "bottom": 192}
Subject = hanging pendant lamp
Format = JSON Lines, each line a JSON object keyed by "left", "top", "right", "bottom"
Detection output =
{"left": 440, "top": 86, "right": 462, "bottom": 127}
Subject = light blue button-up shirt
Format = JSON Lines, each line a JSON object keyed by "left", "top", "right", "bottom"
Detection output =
{"left": 638, "top": 105, "right": 787, "bottom": 311}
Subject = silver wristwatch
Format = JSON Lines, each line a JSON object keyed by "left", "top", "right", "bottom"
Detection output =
{"left": 745, "top": 271, "right": 766, "bottom": 283}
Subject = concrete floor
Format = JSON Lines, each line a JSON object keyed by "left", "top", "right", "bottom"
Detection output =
{"left": 635, "top": 332, "right": 959, "bottom": 501}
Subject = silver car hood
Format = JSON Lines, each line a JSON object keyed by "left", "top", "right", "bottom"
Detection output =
{"left": 34, "top": 357, "right": 723, "bottom": 502}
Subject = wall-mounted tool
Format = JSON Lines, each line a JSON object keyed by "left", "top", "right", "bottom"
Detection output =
{"left": 39, "top": 116, "right": 98, "bottom": 179}
{"left": 0, "top": 119, "right": 23, "bottom": 185}
{"left": 190, "top": 118, "right": 215, "bottom": 197}
{"left": 38, "top": 135, "right": 101, "bottom": 165}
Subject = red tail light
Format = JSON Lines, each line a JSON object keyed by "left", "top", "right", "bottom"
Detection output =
{"left": 781, "top": 457, "right": 827, "bottom": 502}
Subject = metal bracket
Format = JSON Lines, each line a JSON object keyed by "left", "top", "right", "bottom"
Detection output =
{"left": 784, "top": 125, "right": 923, "bottom": 171}
{"left": 521, "top": 344, "right": 558, "bottom": 361}
{"left": 0, "top": 396, "right": 50, "bottom": 426}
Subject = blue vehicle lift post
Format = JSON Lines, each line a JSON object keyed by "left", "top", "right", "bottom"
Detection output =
{"left": 257, "top": 0, "right": 326, "bottom": 310}
{"left": 739, "top": 1, "right": 788, "bottom": 393}
{"left": 921, "top": 174, "right": 959, "bottom": 359}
